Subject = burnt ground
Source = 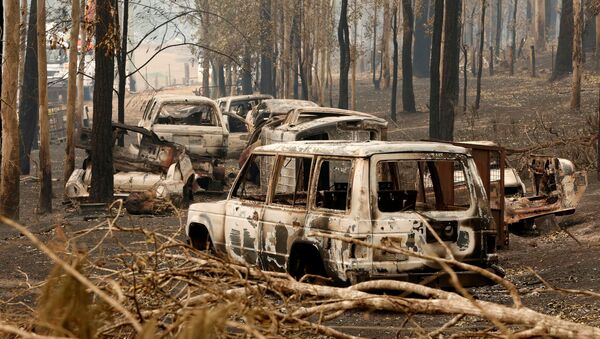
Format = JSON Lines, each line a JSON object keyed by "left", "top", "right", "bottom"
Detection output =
{"left": 2, "top": 52, "right": 600, "bottom": 337}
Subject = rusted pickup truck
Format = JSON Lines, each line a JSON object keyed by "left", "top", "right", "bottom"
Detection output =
{"left": 186, "top": 141, "right": 499, "bottom": 285}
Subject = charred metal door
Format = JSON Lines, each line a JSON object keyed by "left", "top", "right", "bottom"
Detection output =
{"left": 452, "top": 143, "right": 507, "bottom": 249}
{"left": 260, "top": 155, "right": 312, "bottom": 272}
{"left": 224, "top": 199, "right": 263, "bottom": 266}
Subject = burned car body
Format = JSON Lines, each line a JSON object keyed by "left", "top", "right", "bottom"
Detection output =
{"left": 505, "top": 155, "right": 587, "bottom": 226}
{"left": 138, "top": 94, "right": 228, "bottom": 162}
{"left": 245, "top": 99, "right": 318, "bottom": 133}
{"left": 66, "top": 123, "right": 195, "bottom": 201}
{"left": 187, "top": 141, "right": 498, "bottom": 286}
{"left": 240, "top": 107, "right": 388, "bottom": 174}
{"left": 216, "top": 94, "right": 273, "bottom": 158}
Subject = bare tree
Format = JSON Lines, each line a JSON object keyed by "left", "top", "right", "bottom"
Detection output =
{"left": 414, "top": 0, "right": 431, "bottom": 78}
{"left": 64, "top": 0, "right": 80, "bottom": 189}
{"left": 551, "top": 0, "right": 573, "bottom": 80}
{"left": 259, "top": 0, "right": 274, "bottom": 95}
{"left": 117, "top": 0, "right": 129, "bottom": 146}
{"left": 391, "top": 3, "right": 398, "bottom": 121}
{"left": 535, "top": 0, "right": 546, "bottom": 50}
{"left": 338, "top": 0, "right": 350, "bottom": 109}
{"left": 438, "top": 0, "right": 462, "bottom": 141}
{"left": 90, "top": 0, "right": 116, "bottom": 203}
{"left": 571, "top": 0, "right": 582, "bottom": 110}
{"left": 18, "top": 0, "right": 38, "bottom": 175}
{"left": 510, "top": 0, "right": 518, "bottom": 75}
{"left": 495, "top": 0, "right": 502, "bottom": 58}
{"left": 37, "top": 0, "right": 51, "bottom": 213}
{"left": 428, "top": 0, "right": 443, "bottom": 138}
{"left": 402, "top": 0, "right": 416, "bottom": 112}
{"left": 475, "top": 0, "right": 487, "bottom": 110}
{"left": 0, "top": 0, "right": 21, "bottom": 218}
{"left": 381, "top": 0, "right": 391, "bottom": 88}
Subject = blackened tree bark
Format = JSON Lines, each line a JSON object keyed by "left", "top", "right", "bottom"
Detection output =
{"left": 495, "top": 0, "right": 502, "bottom": 58}
{"left": 438, "top": 0, "right": 461, "bottom": 141}
{"left": 37, "top": 0, "right": 51, "bottom": 213}
{"left": 18, "top": 0, "right": 38, "bottom": 175}
{"left": 338, "top": 0, "right": 350, "bottom": 109}
{"left": 511, "top": 0, "right": 518, "bottom": 75}
{"left": 402, "top": 0, "right": 416, "bottom": 112}
{"left": 218, "top": 63, "right": 226, "bottom": 97}
{"left": 371, "top": 1, "right": 379, "bottom": 88}
{"left": 429, "top": 0, "right": 444, "bottom": 139}
{"left": 475, "top": 0, "right": 487, "bottom": 109}
{"left": 90, "top": 0, "right": 115, "bottom": 203}
{"left": 414, "top": 0, "right": 431, "bottom": 77}
{"left": 65, "top": 0, "right": 80, "bottom": 187}
{"left": 241, "top": 51, "right": 253, "bottom": 95}
{"left": 117, "top": 0, "right": 128, "bottom": 146}
{"left": 571, "top": 0, "right": 582, "bottom": 110}
{"left": 291, "top": 7, "right": 300, "bottom": 99}
{"left": 551, "top": 0, "right": 573, "bottom": 81}
{"left": 259, "top": 0, "right": 273, "bottom": 95}
{"left": 391, "top": 4, "right": 398, "bottom": 121}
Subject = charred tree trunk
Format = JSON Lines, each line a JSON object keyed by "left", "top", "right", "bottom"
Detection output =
{"left": 76, "top": 0, "right": 87, "bottom": 130}
{"left": 511, "top": 0, "right": 518, "bottom": 75}
{"left": 338, "top": 0, "right": 350, "bottom": 109}
{"left": 218, "top": 63, "right": 226, "bottom": 97}
{"left": 551, "top": 0, "right": 573, "bottom": 80}
{"left": 116, "top": 0, "right": 128, "bottom": 146}
{"left": 535, "top": 0, "right": 546, "bottom": 50}
{"left": 382, "top": 0, "right": 391, "bottom": 88}
{"left": 495, "top": 0, "right": 502, "bottom": 58}
{"left": 414, "top": 0, "right": 431, "bottom": 77}
{"left": 571, "top": 0, "right": 582, "bottom": 110}
{"left": 438, "top": 0, "right": 461, "bottom": 141}
{"left": 475, "top": 0, "right": 487, "bottom": 110}
{"left": 90, "top": 0, "right": 115, "bottom": 203}
{"left": 65, "top": 0, "right": 80, "bottom": 187}
{"left": 259, "top": 0, "right": 274, "bottom": 95}
{"left": 391, "top": 4, "right": 399, "bottom": 121}
{"left": 372, "top": 1, "right": 379, "bottom": 88}
{"left": 402, "top": 0, "right": 416, "bottom": 112}
{"left": 37, "top": 0, "right": 51, "bottom": 213}
{"left": 0, "top": 0, "right": 20, "bottom": 218}
{"left": 546, "top": 0, "right": 557, "bottom": 41}
{"left": 429, "top": 0, "right": 444, "bottom": 139}
{"left": 241, "top": 52, "right": 253, "bottom": 95}
{"left": 18, "top": 0, "right": 38, "bottom": 175}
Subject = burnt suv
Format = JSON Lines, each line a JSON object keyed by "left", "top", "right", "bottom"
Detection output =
{"left": 186, "top": 141, "right": 499, "bottom": 285}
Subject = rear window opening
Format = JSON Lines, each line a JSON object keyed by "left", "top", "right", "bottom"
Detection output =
{"left": 376, "top": 159, "right": 473, "bottom": 213}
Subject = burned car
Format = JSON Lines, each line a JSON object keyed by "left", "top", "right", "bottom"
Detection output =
{"left": 186, "top": 141, "right": 499, "bottom": 286}
{"left": 66, "top": 123, "right": 195, "bottom": 203}
{"left": 216, "top": 94, "right": 273, "bottom": 158}
{"left": 138, "top": 94, "right": 228, "bottom": 164}
{"left": 504, "top": 155, "right": 587, "bottom": 228}
{"left": 245, "top": 99, "right": 318, "bottom": 133}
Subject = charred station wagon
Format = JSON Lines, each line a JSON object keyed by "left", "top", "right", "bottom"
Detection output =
{"left": 186, "top": 141, "right": 499, "bottom": 285}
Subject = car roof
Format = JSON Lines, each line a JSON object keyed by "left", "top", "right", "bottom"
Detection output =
{"left": 254, "top": 140, "right": 469, "bottom": 157}
{"left": 260, "top": 99, "right": 318, "bottom": 113}
{"left": 216, "top": 94, "right": 273, "bottom": 103}
{"left": 151, "top": 94, "right": 217, "bottom": 105}
{"left": 284, "top": 107, "right": 387, "bottom": 125}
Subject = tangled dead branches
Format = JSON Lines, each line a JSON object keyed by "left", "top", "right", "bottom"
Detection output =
{"left": 0, "top": 208, "right": 599, "bottom": 338}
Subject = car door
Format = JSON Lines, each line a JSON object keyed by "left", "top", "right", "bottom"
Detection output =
{"left": 260, "top": 155, "right": 313, "bottom": 272}
{"left": 224, "top": 153, "right": 274, "bottom": 266}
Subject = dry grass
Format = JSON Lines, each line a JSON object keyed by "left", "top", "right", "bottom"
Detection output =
{"left": 1, "top": 206, "right": 600, "bottom": 338}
